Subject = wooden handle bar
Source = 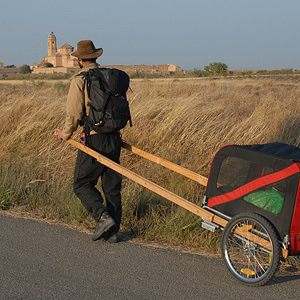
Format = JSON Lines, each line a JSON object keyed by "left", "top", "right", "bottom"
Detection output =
{"left": 66, "top": 138, "right": 279, "bottom": 254}
{"left": 67, "top": 138, "right": 226, "bottom": 227}
{"left": 121, "top": 141, "right": 208, "bottom": 187}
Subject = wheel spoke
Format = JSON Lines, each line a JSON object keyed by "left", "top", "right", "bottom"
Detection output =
{"left": 248, "top": 251, "right": 266, "bottom": 276}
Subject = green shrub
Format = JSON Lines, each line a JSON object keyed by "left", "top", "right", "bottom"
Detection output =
{"left": 19, "top": 64, "right": 31, "bottom": 74}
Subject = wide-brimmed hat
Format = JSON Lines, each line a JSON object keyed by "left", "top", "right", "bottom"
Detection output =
{"left": 71, "top": 40, "right": 103, "bottom": 59}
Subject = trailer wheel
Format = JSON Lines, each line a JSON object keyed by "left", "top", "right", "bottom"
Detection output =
{"left": 221, "top": 212, "right": 280, "bottom": 286}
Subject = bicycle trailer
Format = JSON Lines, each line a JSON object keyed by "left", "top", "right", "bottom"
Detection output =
{"left": 203, "top": 142, "right": 300, "bottom": 285}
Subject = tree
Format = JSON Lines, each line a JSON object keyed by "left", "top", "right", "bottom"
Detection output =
{"left": 4, "top": 64, "right": 16, "bottom": 68}
{"left": 204, "top": 62, "right": 228, "bottom": 75}
{"left": 19, "top": 64, "right": 31, "bottom": 74}
{"left": 192, "top": 69, "right": 210, "bottom": 77}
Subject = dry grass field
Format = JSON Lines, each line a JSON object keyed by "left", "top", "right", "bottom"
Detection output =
{"left": 1, "top": 75, "right": 300, "bottom": 251}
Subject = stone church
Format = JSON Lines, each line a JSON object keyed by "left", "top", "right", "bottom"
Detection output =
{"left": 44, "top": 32, "right": 78, "bottom": 68}
{"left": 31, "top": 32, "right": 80, "bottom": 73}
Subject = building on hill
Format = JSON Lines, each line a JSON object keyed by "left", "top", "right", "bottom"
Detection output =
{"left": 43, "top": 32, "right": 77, "bottom": 67}
{"left": 0, "top": 62, "right": 3, "bottom": 69}
{"left": 32, "top": 32, "right": 184, "bottom": 75}
{"left": 31, "top": 32, "right": 79, "bottom": 73}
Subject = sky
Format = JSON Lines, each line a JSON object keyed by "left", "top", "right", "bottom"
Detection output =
{"left": 0, "top": 0, "right": 299, "bottom": 71}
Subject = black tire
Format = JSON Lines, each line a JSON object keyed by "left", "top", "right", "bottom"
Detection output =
{"left": 221, "top": 212, "right": 281, "bottom": 286}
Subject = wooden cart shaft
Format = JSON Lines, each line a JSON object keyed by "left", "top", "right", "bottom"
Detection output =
{"left": 67, "top": 138, "right": 227, "bottom": 228}
{"left": 67, "top": 138, "right": 286, "bottom": 255}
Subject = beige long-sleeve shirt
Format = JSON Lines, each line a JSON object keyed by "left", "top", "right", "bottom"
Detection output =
{"left": 61, "top": 63, "right": 98, "bottom": 140}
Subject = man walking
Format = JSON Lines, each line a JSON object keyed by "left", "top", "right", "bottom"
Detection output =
{"left": 55, "top": 40, "right": 122, "bottom": 242}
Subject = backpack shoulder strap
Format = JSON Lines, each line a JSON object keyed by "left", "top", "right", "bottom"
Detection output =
{"left": 79, "top": 69, "right": 111, "bottom": 131}
{"left": 79, "top": 70, "right": 92, "bottom": 98}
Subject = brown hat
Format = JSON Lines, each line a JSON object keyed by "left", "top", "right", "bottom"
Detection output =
{"left": 71, "top": 40, "right": 103, "bottom": 59}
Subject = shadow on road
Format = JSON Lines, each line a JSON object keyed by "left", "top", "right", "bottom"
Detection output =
{"left": 92, "top": 230, "right": 137, "bottom": 244}
{"left": 268, "top": 264, "right": 300, "bottom": 285}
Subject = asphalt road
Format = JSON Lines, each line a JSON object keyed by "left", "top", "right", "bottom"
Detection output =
{"left": 1, "top": 213, "right": 300, "bottom": 300}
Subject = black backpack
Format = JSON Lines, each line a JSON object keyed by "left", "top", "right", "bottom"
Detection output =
{"left": 80, "top": 68, "right": 132, "bottom": 133}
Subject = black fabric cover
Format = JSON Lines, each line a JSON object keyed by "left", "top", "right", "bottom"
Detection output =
{"left": 241, "top": 142, "right": 300, "bottom": 162}
{"left": 205, "top": 143, "right": 300, "bottom": 240}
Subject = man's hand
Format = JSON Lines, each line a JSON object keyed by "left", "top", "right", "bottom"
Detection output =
{"left": 55, "top": 128, "right": 63, "bottom": 141}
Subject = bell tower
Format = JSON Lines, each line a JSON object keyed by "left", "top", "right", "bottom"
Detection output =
{"left": 48, "top": 32, "right": 57, "bottom": 56}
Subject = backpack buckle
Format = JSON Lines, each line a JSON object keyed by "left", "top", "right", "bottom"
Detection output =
{"left": 79, "top": 132, "right": 86, "bottom": 145}
{"left": 95, "top": 121, "right": 104, "bottom": 127}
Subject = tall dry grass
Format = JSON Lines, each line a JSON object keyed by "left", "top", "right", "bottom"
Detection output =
{"left": 1, "top": 75, "right": 300, "bottom": 251}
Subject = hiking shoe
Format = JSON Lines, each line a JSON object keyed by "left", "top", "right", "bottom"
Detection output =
{"left": 91, "top": 212, "right": 116, "bottom": 241}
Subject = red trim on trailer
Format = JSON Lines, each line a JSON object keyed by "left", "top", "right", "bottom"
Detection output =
{"left": 208, "top": 163, "right": 300, "bottom": 208}
{"left": 289, "top": 163, "right": 300, "bottom": 255}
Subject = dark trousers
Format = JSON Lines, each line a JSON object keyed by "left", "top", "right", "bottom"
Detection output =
{"left": 73, "top": 133, "right": 122, "bottom": 230}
